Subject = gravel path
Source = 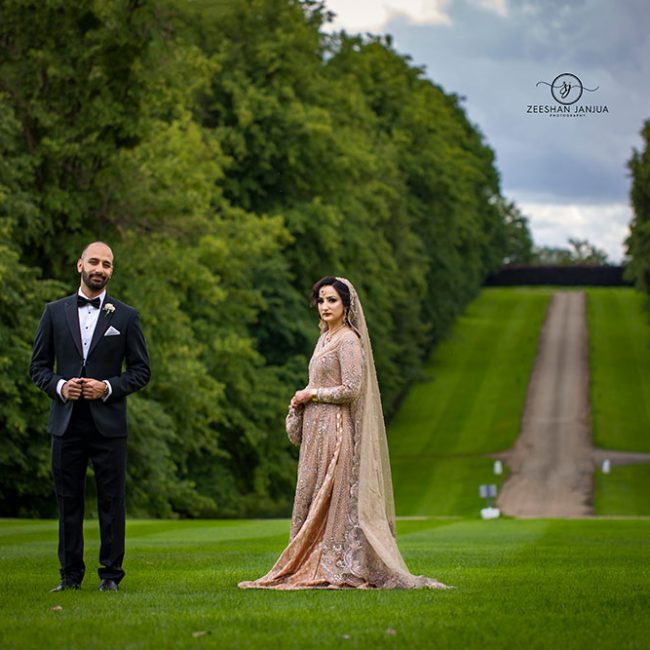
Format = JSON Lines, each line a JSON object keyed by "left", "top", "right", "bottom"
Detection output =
{"left": 497, "top": 292, "right": 595, "bottom": 517}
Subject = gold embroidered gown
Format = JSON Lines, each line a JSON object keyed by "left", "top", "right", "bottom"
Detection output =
{"left": 239, "top": 326, "right": 448, "bottom": 590}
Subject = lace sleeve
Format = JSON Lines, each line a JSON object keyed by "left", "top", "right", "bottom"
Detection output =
{"left": 316, "top": 334, "right": 364, "bottom": 404}
{"left": 285, "top": 406, "right": 303, "bottom": 446}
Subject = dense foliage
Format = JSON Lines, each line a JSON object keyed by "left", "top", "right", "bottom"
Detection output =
{"left": 627, "top": 119, "right": 650, "bottom": 292}
{"left": 1, "top": 0, "right": 524, "bottom": 517}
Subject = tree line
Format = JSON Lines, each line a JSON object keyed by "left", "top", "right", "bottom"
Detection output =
{"left": 0, "top": 0, "right": 530, "bottom": 517}
{"left": 627, "top": 119, "right": 650, "bottom": 294}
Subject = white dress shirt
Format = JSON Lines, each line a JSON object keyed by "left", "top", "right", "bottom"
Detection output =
{"left": 79, "top": 289, "right": 105, "bottom": 361}
{"left": 56, "top": 290, "right": 112, "bottom": 402}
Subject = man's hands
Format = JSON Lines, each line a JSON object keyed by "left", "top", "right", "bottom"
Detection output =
{"left": 62, "top": 378, "right": 83, "bottom": 400}
{"left": 81, "top": 378, "right": 108, "bottom": 400}
{"left": 62, "top": 378, "right": 108, "bottom": 401}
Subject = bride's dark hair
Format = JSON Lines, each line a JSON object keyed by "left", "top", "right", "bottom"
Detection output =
{"left": 310, "top": 276, "right": 352, "bottom": 309}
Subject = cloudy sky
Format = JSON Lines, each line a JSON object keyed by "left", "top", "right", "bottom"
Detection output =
{"left": 323, "top": 0, "right": 650, "bottom": 262}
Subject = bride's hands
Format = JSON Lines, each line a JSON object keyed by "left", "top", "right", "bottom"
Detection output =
{"left": 291, "top": 389, "right": 314, "bottom": 409}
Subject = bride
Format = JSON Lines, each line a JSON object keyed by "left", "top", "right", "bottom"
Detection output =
{"left": 239, "top": 276, "right": 448, "bottom": 590}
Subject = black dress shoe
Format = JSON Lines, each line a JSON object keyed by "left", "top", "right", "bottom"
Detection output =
{"left": 98, "top": 579, "right": 119, "bottom": 592}
{"left": 50, "top": 580, "right": 81, "bottom": 592}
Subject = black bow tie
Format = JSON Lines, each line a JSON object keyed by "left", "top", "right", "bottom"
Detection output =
{"left": 77, "top": 295, "right": 101, "bottom": 309}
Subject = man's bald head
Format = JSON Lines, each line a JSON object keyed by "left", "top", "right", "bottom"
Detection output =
{"left": 80, "top": 241, "right": 113, "bottom": 261}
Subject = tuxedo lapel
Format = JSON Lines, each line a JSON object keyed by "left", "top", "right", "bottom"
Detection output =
{"left": 86, "top": 295, "right": 114, "bottom": 360}
{"left": 64, "top": 295, "right": 83, "bottom": 358}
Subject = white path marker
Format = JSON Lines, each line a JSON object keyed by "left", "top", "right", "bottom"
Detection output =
{"left": 480, "top": 484, "right": 500, "bottom": 519}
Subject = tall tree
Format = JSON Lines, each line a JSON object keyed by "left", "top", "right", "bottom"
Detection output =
{"left": 627, "top": 119, "right": 650, "bottom": 291}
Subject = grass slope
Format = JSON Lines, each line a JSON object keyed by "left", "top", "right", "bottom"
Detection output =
{"left": 587, "top": 288, "right": 650, "bottom": 515}
{"left": 587, "top": 288, "right": 650, "bottom": 452}
{"left": 388, "top": 288, "right": 553, "bottom": 516}
{"left": 1, "top": 518, "right": 649, "bottom": 649}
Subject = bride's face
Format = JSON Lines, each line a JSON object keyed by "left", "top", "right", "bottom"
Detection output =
{"left": 318, "top": 285, "right": 345, "bottom": 330}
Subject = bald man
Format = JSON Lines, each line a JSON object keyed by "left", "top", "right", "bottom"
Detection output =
{"left": 31, "top": 241, "right": 150, "bottom": 592}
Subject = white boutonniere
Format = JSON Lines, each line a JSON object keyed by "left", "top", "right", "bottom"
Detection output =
{"left": 103, "top": 302, "right": 116, "bottom": 315}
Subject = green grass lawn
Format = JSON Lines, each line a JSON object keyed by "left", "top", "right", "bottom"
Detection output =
{"left": 594, "top": 464, "right": 650, "bottom": 515}
{"left": 1, "top": 518, "right": 649, "bottom": 649}
{"left": 587, "top": 288, "right": 650, "bottom": 514}
{"left": 587, "top": 288, "right": 650, "bottom": 452}
{"left": 388, "top": 288, "right": 553, "bottom": 516}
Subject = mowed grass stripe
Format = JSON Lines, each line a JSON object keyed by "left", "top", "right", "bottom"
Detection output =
{"left": 588, "top": 288, "right": 650, "bottom": 452}
{"left": 390, "top": 288, "right": 552, "bottom": 455}
{"left": 588, "top": 287, "right": 650, "bottom": 516}
{"left": 1, "top": 518, "right": 649, "bottom": 649}
{"left": 389, "top": 288, "right": 552, "bottom": 516}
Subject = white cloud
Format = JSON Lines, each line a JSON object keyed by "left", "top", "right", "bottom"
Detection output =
{"left": 469, "top": 0, "right": 508, "bottom": 17}
{"left": 519, "top": 201, "right": 632, "bottom": 263}
{"left": 323, "top": 0, "right": 511, "bottom": 33}
{"left": 324, "top": 0, "right": 451, "bottom": 33}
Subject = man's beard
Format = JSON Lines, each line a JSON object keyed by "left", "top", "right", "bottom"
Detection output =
{"left": 82, "top": 269, "right": 109, "bottom": 291}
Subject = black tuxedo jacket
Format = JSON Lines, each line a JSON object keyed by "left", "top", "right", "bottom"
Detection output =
{"left": 30, "top": 293, "right": 150, "bottom": 437}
